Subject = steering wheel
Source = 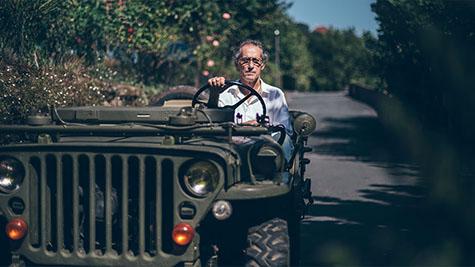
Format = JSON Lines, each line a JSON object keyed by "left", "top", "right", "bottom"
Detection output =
{"left": 191, "top": 80, "right": 267, "bottom": 123}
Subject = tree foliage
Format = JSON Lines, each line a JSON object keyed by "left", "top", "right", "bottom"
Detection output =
{"left": 278, "top": 22, "right": 314, "bottom": 91}
{"left": 0, "top": 0, "right": 298, "bottom": 87}
{"left": 0, "top": 0, "right": 379, "bottom": 99}
{"left": 308, "top": 28, "right": 379, "bottom": 91}
{"left": 372, "top": 0, "right": 475, "bottom": 138}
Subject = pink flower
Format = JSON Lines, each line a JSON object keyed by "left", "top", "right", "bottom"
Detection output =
{"left": 212, "top": 40, "right": 220, "bottom": 47}
{"left": 206, "top": 60, "right": 215, "bottom": 67}
{"left": 202, "top": 70, "right": 210, "bottom": 76}
{"left": 222, "top": 12, "right": 231, "bottom": 20}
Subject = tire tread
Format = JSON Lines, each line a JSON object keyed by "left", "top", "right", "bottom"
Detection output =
{"left": 245, "top": 218, "right": 290, "bottom": 267}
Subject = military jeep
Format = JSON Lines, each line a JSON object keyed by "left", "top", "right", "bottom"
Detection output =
{"left": 0, "top": 81, "right": 315, "bottom": 266}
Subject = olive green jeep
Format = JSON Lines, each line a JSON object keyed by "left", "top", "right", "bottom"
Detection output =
{"left": 0, "top": 81, "right": 315, "bottom": 266}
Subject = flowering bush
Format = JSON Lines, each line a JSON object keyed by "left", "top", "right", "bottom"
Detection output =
{"left": 0, "top": 52, "right": 151, "bottom": 124}
{"left": 0, "top": 52, "right": 108, "bottom": 123}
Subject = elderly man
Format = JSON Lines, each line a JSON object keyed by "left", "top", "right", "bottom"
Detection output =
{"left": 208, "top": 40, "right": 292, "bottom": 133}
{"left": 208, "top": 40, "right": 293, "bottom": 161}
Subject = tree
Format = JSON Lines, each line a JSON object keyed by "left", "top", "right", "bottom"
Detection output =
{"left": 278, "top": 22, "right": 314, "bottom": 91}
{"left": 372, "top": 0, "right": 475, "bottom": 137}
{"left": 0, "top": 0, "right": 67, "bottom": 61}
{"left": 0, "top": 0, "right": 318, "bottom": 91}
{"left": 308, "top": 27, "right": 378, "bottom": 91}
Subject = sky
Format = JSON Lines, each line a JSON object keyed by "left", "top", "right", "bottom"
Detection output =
{"left": 286, "top": 0, "right": 379, "bottom": 35}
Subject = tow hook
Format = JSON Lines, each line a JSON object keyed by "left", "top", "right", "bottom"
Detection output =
{"left": 11, "top": 253, "right": 25, "bottom": 267}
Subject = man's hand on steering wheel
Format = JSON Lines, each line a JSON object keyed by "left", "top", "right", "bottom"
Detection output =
{"left": 208, "top": 77, "right": 226, "bottom": 88}
{"left": 192, "top": 79, "right": 268, "bottom": 125}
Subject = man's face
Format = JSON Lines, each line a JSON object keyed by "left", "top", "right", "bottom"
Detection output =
{"left": 237, "top": 44, "right": 265, "bottom": 84}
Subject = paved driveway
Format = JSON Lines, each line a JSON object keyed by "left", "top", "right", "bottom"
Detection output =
{"left": 286, "top": 91, "right": 431, "bottom": 266}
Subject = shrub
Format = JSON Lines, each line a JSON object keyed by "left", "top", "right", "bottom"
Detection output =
{"left": 0, "top": 52, "right": 107, "bottom": 123}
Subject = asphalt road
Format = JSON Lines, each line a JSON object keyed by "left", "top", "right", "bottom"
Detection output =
{"left": 286, "top": 91, "right": 429, "bottom": 266}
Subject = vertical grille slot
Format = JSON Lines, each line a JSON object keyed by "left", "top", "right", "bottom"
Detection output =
{"left": 145, "top": 156, "right": 157, "bottom": 256}
{"left": 44, "top": 155, "right": 56, "bottom": 251}
{"left": 121, "top": 155, "right": 129, "bottom": 255}
{"left": 111, "top": 156, "right": 123, "bottom": 253}
{"left": 104, "top": 155, "right": 113, "bottom": 254}
{"left": 62, "top": 155, "right": 73, "bottom": 252}
{"left": 138, "top": 157, "right": 146, "bottom": 256}
{"left": 78, "top": 155, "right": 91, "bottom": 254}
{"left": 161, "top": 159, "right": 174, "bottom": 254}
{"left": 88, "top": 155, "right": 96, "bottom": 254}
{"left": 128, "top": 156, "right": 140, "bottom": 255}
{"left": 154, "top": 157, "right": 162, "bottom": 255}
{"left": 72, "top": 155, "right": 80, "bottom": 253}
{"left": 29, "top": 157, "right": 41, "bottom": 248}
{"left": 94, "top": 155, "right": 106, "bottom": 254}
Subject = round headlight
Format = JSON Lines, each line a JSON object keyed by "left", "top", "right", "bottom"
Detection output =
{"left": 251, "top": 144, "right": 284, "bottom": 180}
{"left": 182, "top": 161, "right": 219, "bottom": 197}
{"left": 0, "top": 157, "right": 25, "bottom": 193}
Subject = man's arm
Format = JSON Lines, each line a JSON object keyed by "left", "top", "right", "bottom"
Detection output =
{"left": 206, "top": 77, "right": 226, "bottom": 108}
{"left": 270, "top": 89, "right": 293, "bottom": 136}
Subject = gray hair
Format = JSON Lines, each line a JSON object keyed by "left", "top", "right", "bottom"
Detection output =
{"left": 233, "top": 40, "right": 269, "bottom": 67}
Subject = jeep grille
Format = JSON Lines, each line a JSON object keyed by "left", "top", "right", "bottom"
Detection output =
{"left": 26, "top": 152, "right": 176, "bottom": 262}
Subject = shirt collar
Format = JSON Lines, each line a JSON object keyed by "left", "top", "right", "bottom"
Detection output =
{"left": 229, "top": 78, "right": 269, "bottom": 97}
{"left": 259, "top": 78, "right": 271, "bottom": 94}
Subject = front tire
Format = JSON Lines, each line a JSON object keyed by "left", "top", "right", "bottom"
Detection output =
{"left": 245, "top": 218, "right": 290, "bottom": 267}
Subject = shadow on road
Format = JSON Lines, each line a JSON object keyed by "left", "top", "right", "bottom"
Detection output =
{"left": 301, "top": 115, "right": 475, "bottom": 266}
{"left": 313, "top": 115, "right": 423, "bottom": 182}
{"left": 300, "top": 186, "right": 475, "bottom": 266}
{"left": 313, "top": 116, "right": 409, "bottom": 164}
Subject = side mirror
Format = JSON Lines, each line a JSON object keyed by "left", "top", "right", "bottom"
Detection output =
{"left": 290, "top": 111, "right": 316, "bottom": 137}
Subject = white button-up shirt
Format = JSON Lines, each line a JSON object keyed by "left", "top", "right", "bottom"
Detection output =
{"left": 218, "top": 79, "right": 293, "bottom": 135}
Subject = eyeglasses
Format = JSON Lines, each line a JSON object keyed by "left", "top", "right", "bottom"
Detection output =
{"left": 238, "top": 57, "right": 264, "bottom": 67}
